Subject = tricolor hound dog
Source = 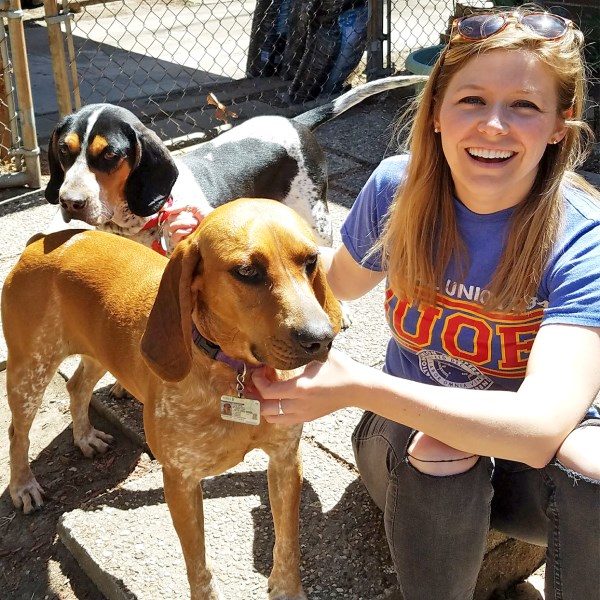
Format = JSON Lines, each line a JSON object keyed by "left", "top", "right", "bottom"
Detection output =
{"left": 44, "top": 75, "right": 427, "bottom": 255}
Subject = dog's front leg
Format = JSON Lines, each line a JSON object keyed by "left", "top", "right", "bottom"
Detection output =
{"left": 162, "top": 466, "right": 223, "bottom": 600}
{"left": 265, "top": 438, "right": 307, "bottom": 600}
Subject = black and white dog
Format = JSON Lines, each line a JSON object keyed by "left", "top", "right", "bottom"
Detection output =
{"left": 44, "top": 75, "right": 426, "bottom": 254}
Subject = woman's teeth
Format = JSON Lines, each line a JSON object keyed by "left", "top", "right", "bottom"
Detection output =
{"left": 468, "top": 148, "right": 514, "bottom": 160}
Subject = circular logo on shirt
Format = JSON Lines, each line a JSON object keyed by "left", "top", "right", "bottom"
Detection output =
{"left": 418, "top": 350, "right": 493, "bottom": 390}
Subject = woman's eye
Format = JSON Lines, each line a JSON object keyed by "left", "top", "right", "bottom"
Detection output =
{"left": 460, "top": 96, "right": 483, "bottom": 105}
{"left": 513, "top": 100, "right": 539, "bottom": 110}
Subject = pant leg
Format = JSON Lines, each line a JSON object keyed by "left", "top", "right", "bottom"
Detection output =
{"left": 490, "top": 420, "right": 600, "bottom": 600}
{"left": 352, "top": 411, "right": 494, "bottom": 600}
{"left": 543, "top": 458, "right": 600, "bottom": 600}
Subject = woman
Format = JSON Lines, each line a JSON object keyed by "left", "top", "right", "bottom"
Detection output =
{"left": 253, "top": 7, "right": 600, "bottom": 599}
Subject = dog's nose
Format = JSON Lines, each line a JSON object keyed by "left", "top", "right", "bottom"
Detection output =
{"left": 60, "top": 194, "right": 88, "bottom": 212}
{"left": 293, "top": 323, "right": 335, "bottom": 356}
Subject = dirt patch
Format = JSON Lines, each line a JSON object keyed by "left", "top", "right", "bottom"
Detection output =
{"left": 0, "top": 370, "right": 148, "bottom": 600}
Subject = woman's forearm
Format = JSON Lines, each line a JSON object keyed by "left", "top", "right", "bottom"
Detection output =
{"left": 353, "top": 365, "right": 566, "bottom": 467}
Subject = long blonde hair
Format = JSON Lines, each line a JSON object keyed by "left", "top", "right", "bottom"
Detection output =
{"left": 382, "top": 7, "right": 598, "bottom": 312}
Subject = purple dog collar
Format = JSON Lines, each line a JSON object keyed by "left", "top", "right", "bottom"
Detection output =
{"left": 191, "top": 322, "right": 248, "bottom": 373}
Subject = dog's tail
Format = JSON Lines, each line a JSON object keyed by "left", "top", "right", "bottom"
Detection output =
{"left": 292, "top": 74, "right": 429, "bottom": 131}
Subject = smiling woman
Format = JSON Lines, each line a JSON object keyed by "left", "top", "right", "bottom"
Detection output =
{"left": 251, "top": 5, "right": 600, "bottom": 600}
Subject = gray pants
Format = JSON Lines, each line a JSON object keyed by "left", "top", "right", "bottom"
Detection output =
{"left": 351, "top": 411, "right": 600, "bottom": 600}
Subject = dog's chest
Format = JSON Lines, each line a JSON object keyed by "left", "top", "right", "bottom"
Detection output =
{"left": 146, "top": 373, "right": 263, "bottom": 478}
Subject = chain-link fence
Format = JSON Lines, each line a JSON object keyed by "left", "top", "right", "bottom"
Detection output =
{"left": 2, "top": 0, "right": 598, "bottom": 188}
{"left": 0, "top": 0, "right": 41, "bottom": 189}
{"left": 36, "top": 0, "right": 463, "bottom": 147}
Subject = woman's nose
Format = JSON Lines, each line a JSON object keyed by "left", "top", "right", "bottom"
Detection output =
{"left": 478, "top": 106, "right": 509, "bottom": 135}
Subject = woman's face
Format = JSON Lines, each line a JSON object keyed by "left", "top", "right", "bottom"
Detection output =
{"left": 436, "top": 49, "right": 567, "bottom": 213}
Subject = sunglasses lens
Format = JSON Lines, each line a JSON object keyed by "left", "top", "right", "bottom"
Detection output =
{"left": 457, "top": 14, "right": 506, "bottom": 39}
{"left": 521, "top": 14, "right": 568, "bottom": 39}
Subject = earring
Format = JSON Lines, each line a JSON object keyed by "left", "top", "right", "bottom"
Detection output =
{"left": 434, "top": 127, "right": 440, "bottom": 133}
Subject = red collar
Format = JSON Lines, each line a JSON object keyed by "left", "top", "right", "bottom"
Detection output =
{"left": 141, "top": 197, "right": 173, "bottom": 256}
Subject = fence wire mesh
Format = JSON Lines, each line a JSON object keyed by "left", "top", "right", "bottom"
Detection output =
{"left": 0, "top": 1, "right": 41, "bottom": 189}
{"left": 9, "top": 0, "right": 600, "bottom": 165}
{"left": 36, "top": 0, "right": 462, "bottom": 146}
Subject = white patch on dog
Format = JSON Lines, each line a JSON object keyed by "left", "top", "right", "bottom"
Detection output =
{"left": 212, "top": 117, "right": 333, "bottom": 246}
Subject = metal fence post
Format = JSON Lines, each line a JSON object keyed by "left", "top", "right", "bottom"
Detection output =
{"left": 366, "top": 0, "right": 393, "bottom": 81}
{"left": 366, "top": 0, "right": 382, "bottom": 80}
{"left": 1, "top": 0, "right": 41, "bottom": 188}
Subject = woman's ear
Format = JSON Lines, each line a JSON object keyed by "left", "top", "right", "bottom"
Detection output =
{"left": 550, "top": 107, "right": 573, "bottom": 145}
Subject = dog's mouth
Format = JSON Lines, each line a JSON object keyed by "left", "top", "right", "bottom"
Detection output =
{"left": 60, "top": 205, "right": 113, "bottom": 227}
{"left": 251, "top": 337, "right": 333, "bottom": 371}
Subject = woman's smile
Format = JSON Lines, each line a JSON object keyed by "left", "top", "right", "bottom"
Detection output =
{"left": 466, "top": 147, "right": 516, "bottom": 162}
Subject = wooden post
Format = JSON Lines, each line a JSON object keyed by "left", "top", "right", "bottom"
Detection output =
{"left": 62, "top": 0, "right": 81, "bottom": 108}
{"left": 44, "top": 0, "right": 73, "bottom": 117}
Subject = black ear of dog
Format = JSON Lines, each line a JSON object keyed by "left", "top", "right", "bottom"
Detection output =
{"left": 124, "top": 123, "right": 179, "bottom": 217}
{"left": 45, "top": 118, "right": 70, "bottom": 205}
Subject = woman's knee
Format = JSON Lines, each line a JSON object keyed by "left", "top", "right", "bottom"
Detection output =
{"left": 407, "top": 432, "right": 479, "bottom": 476}
{"left": 555, "top": 423, "right": 600, "bottom": 480}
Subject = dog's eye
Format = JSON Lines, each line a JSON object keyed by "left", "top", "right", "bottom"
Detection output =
{"left": 104, "top": 151, "right": 118, "bottom": 160}
{"left": 58, "top": 142, "right": 69, "bottom": 156}
{"left": 237, "top": 265, "right": 257, "bottom": 277}
{"left": 305, "top": 253, "right": 318, "bottom": 275}
{"left": 232, "top": 264, "right": 263, "bottom": 284}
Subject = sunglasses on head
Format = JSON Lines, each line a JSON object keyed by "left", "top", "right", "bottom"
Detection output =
{"left": 451, "top": 11, "right": 573, "bottom": 42}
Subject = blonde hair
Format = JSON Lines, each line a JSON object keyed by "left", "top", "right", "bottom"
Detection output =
{"left": 382, "top": 6, "right": 598, "bottom": 312}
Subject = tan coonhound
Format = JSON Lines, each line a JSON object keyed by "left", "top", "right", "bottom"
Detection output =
{"left": 2, "top": 197, "right": 342, "bottom": 600}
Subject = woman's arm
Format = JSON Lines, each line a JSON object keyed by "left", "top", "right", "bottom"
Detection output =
{"left": 254, "top": 322, "right": 600, "bottom": 468}
{"left": 320, "top": 245, "right": 386, "bottom": 300}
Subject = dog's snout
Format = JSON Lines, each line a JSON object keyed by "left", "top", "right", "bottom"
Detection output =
{"left": 60, "top": 193, "right": 88, "bottom": 212}
{"left": 293, "top": 323, "right": 335, "bottom": 356}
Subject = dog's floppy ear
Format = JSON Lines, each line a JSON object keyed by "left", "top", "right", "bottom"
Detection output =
{"left": 312, "top": 257, "right": 342, "bottom": 335}
{"left": 141, "top": 237, "right": 202, "bottom": 382}
{"left": 45, "top": 121, "right": 69, "bottom": 205}
{"left": 124, "top": 123, "right": 179, "bottom": 218}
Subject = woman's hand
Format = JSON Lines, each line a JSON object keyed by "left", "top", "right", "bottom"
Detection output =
{"left": 162, "top": 204, "right": 214, "bottom": 248}
{"left": 253, "top": 349, "right": 364, "bottom": 424}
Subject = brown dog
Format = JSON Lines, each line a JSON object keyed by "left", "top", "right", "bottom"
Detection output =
{"left": 2, "top": 198, "right": 342, "bottom": 600}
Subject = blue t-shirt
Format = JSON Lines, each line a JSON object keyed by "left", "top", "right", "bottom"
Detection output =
{"left": 341, "top": 155, "right": 600, "bottom": 416}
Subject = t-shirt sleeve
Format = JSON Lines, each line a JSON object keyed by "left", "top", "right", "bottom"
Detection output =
{"left": 542, "top": 187, "right": 600, "bottom": 327}
{"left": 340, "top": 155, "right": 408, "bottom": 272}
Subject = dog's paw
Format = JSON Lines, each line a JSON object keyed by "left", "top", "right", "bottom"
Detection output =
{"left": 268, "top": 578, "right": 307, "bottom": 600}
{"left": 10, "top": 474, "right": 45, "bottom": 514}
{"left": 192, "top": 577, "right": 224, "bottom": 600}
{"left": 340, "top": 300, "right": 353, "bottom": 330}
{"left": 75, "top": 427, "right": 114, "bottom": 458}
{"left": 110, "top": 381, "right": 132, "bottom": 399}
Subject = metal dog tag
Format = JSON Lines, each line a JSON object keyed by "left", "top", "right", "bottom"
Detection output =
{"left": 220, "top": 395, "right": 260, "bottom": 425}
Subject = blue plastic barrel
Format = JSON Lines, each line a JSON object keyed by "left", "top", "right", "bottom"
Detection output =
{"left": 405, "top": 44, "right": 445, "bottom": 75}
